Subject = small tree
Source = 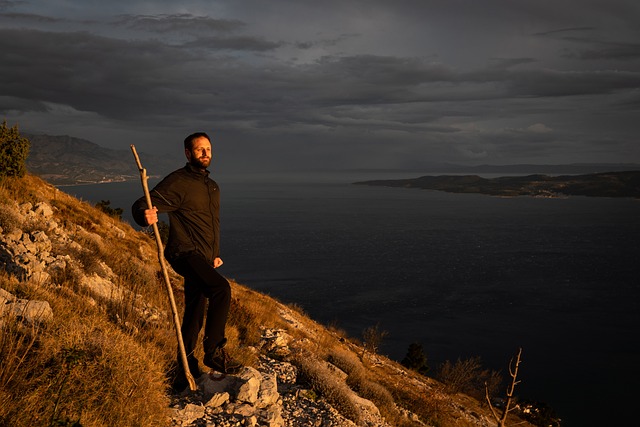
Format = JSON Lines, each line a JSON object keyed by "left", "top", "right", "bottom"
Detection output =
{"left": 401, "top": 342, "right": 429, "bottom": 375}
{"left": 0, "top": 121, "right": 30, "bottom": 178}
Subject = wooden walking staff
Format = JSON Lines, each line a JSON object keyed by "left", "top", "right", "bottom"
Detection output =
{"left": 130, "top": 145, "right": 197, "bottom": 392}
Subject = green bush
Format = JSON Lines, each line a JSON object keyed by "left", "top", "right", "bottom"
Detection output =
{"left": 0, "top": 122, "right": 30, "bottom": 178}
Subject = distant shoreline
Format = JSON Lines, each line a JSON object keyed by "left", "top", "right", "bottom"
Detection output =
{"left": 354, "top": 170, "right": 640, "bottom": 199}
{"left": 48, "top": 176, "right": 161, "bottom": 187}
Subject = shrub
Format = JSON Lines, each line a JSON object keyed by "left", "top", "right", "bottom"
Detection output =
{"left": 362, "top": 322, "right": 388, "bottom": 354}
{"left": 95, "top": 200, "right": 123, "bottom": 220}
{"left": 328, "top": 348, "right": 362, "bottom": 375}
{"left": 346, "top": 367, "right": 396, "bottom": 415}
{"left": 401, "top": 342, "right": 429, "bottom": 375}
{"left": 0, "top": 203, "right": 21, "bottom": 232}
{"left": 0, "top": 122, "right": 30, "bottom": 179}
{"left": 436, "top": 356, "right": 502, "bottom": 400}
{"left": 294, "top": 352, "right": 363, "bottom": 424}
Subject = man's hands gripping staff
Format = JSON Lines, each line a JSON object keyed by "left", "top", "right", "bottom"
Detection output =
{"left": 144, "top": 206, "right": 224, "bottom": 268}
{"left": 144, "top": 206, "right": 159, "bottom": 226}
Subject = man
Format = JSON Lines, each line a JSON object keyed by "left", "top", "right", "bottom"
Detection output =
{"left": 132, "top": 132, "right": 241, "bottom": 389}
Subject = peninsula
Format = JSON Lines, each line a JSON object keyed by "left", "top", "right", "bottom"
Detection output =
{"left": 354, "top": 171, "right": 640, "bottom": 198}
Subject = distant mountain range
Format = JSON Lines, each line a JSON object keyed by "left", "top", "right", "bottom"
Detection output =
{"left": 24, "top": 132, "right": 640, "bottom": 185}
{"left": 25, "top": 134, "right": 178, "bottom": 185}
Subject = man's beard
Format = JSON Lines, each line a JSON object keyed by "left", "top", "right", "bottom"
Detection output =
{"left": 190, "top": 156, "right": 211, "bottom": 169}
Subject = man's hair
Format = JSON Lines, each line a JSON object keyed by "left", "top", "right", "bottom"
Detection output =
{"left": 184, "top": 132, "right": 211, "bottom": 150}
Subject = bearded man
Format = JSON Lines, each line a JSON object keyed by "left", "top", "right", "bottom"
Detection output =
{"left": 132, "top": 132, "right": 241, "bottom": 390}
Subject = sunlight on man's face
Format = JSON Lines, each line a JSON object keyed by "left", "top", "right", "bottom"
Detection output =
{"left": 186, "top": 136, "right": 212, "bottom": 169}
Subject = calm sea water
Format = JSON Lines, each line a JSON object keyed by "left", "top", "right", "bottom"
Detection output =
{"left": 62, "top": 172, "right": 640, "bottom": 427}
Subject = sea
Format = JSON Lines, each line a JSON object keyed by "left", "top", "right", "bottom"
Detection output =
{"left": 60, "top": 171, "right": 640, "bottom": 427}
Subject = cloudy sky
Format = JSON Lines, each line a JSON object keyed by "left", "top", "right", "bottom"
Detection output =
{"left": 1, "top": 0, "right": 639, "bottom": 173}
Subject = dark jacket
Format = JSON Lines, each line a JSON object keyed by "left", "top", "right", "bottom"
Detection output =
{"left": 132, "top": 163, "right": 221, "bottom": 264}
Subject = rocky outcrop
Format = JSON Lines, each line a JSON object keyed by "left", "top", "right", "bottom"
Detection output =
{"left": 169, "top": 328, "right": 396, "bottom": 427}
{"left": 0, "top": 200, "right": 162, "bottom": 328}
{"left": 0, "top": 202, "right": 64, "bottom": 284}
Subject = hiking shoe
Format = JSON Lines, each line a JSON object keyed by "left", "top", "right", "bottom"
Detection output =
{"left": 203, "top": 347, "right": 243, "bottom": 374}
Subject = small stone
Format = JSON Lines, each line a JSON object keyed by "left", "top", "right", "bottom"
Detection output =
{"left": 206, "top": 392, "right": 230, "bottom": 408}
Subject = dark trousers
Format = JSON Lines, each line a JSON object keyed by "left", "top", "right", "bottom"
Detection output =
{"left": 170, "top": 253, "right": 231, "bottom": 372}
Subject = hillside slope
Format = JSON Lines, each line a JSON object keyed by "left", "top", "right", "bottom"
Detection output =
{"left": 0, "top": 174, "right": 538, "bottom": 427}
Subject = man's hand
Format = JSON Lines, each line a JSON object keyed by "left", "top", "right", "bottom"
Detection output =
{"left": 214, "top": 257, "right": 223, "bottom": 268}
{"left": 144, "top": 207, "right": 159, "bottom": 225}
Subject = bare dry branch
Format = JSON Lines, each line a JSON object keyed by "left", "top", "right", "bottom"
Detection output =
{"left": 485, "top": 347, "right": 523, "bottom": 427}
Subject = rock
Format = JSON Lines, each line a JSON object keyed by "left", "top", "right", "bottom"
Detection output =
{"left": 257, "top": 372, "right": 279, "bottom": 408}
{"left": 30, "top": 270, "right": 51, "bottom": 286}
{"left": 0, "top": 289, "right": 53, "bottom": 324}
{"left": 205, "top": 392, "right": 230, "bottom": 408}
{"left": 261, "top": 328, "right": 293, "bottom": 357}
{"left": 34, "top": 202, "right": 54, "bottom": 218}
{"left": 0, "top": 288, "right": 14, "bottom": 304}
{"left": 80, "top": 274, "right": 123, "bottom": 301}
{"left": 225, "top": 402, "right": 255, "bottom": 417}
{"left": 198, "top": 373, "right": 239, "bottom": 398}
{"left": 18, "top": 202, "right": 33, "bottom": 215}
{"left": 236, "top": 367, "right": 262, "bottom": 404}
{"left": 6, "top": 229, "right": 23, "bottom": 242}
{"left": 171, "top": 403, "right": 205, "bottom": 426}
{"left": 260, "top": 405, "right": 284, "bottom": 427}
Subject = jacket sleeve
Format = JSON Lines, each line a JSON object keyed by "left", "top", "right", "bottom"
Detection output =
{"left": 131, "top": 174, "right": 183, "bottom": 226}
{"left": 131, "top": 195, "right": 149, "bottom": 227}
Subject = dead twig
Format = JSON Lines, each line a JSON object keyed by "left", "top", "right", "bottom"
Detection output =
{"left": 485, "top": 347, "right": 523, "bottom": 427}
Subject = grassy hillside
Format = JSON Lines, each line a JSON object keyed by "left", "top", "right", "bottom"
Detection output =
{"left": 0, "top": 174, "right": 538, "bottom": 427}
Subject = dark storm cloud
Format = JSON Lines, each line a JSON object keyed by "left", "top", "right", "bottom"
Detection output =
{"left": 2, "top": 0, "right": 639, "bottom": 168}
{"left": 0, "top": 95, "right": 46, "bottom": 113}
{"left": 0, "top": 1, "right": 20, "bottom": 11}
{"left": 115, "top": 13, "right": 245, "bottom": 34}
{"left": 0, "top": 28, "right": 194, "bottom": 120}
{"left": 469, "top": 67, "right": 640, "bottom": 98}
{"left": 181, "top": 35, "right": 282, "bottom": 51}
{"left": 533, "top": 27, "right": 598, "bottom": 37}
{"left": 573, "top": 41, "right": 640, "bottom": 61}
{"left": 0, "top": 12, "right": 61, "bottom": 23}
{"left": 294, "top": 34, "right": 358, "bottom": 50}
{"left": 487, "top": 58, "right": 537, "bottom": 69}
{"left": 535, "top": 27, "right": 640, "bottom": 62}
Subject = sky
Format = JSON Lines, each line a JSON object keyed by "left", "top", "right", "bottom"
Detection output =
{"left": 1, "top": 0, "right": 640, "bottom": 174}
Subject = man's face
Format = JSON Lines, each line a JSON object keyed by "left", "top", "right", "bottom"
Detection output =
{"left": 186, "top": 136, "right": 212, "bottom": 169}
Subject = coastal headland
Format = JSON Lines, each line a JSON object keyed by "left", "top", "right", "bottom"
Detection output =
{"left": 354, "top": 171, "right": 640, "bottom": 198}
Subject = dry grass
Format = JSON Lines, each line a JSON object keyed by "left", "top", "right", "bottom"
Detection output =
{"left": 0, "top": 175, "right": 173, "bottom": 427}
{"left": 0, "top": 274, "right": 171, "bottom": 427}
